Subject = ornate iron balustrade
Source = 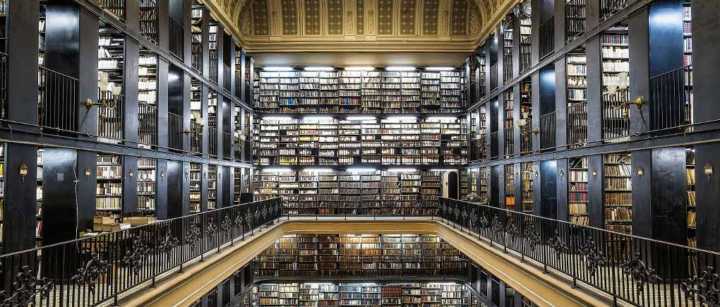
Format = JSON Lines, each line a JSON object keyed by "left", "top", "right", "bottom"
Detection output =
{"left": 439, "top": 197, "right": 720, "bottom": 307}
{"left": 0, "top": 198, "right": 281, "bottom": 307}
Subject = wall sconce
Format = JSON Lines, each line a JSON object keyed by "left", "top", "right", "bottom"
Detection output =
{"left": 559, "top": 168, "right": 565, "bottom": 177}
{"left": 592, "top": 170, "right": 598, "bottom": 176}
{"left": 129, "top": 171, "right": 134, "bottom": 177}
{"left": 637, "top": 168, "right": 644, "bottom": 176}
{"left": 160, "top": 171, "right": 165, "bottom": 178}
{"left": 84, "top": 168, "right": 92, "bottom": 176}
{"left": 626, "top": 96, "right": 646, "bottom": 109}
{"left": 704, "top": 163, "right": 713, "bottom": 178}
{"left": 19, "top": 162, "right": 29, "bottom": 183}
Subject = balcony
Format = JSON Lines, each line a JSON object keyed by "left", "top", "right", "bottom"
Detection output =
{"left": 168, "top": 112, "right": 184, "bottom": 151}
{"left": 38, "top": 66, "right": 79, "bottom": 133}
{"left": 190, "top": 120, "right": 202, "bottom": 155}
{"left": 540, "top": 111, "right": 556, "bottom": 150}
{"left": 138, "top": 102, "right": 158, "bottom": 147}
{"left": 650, "top": 65, "right": 693, "bottom": 133}
{"left": 97, "top": 91, "right": 123, "bottom": 142}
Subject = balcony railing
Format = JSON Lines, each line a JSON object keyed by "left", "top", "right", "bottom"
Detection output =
{"left": 601, "top": 0, "right": 629, "bottom": 19}
{"left": 168, "top": 112, "right": 184, "bottom": 151}
{"left": 97, "top": 91, "right": 123, "bottom": 142}
{"left": 190, "top": 121, "right": 202, "bottom": 155}
{"left": 0, "top": 52, "right": 7, "bottom": 119}
{"left": 0, "top": 198, "right": 281, "bottom": 307}
{"left": 223, "top": 131, "right": 231, "bottom": 159}
{"left": 650, "top": 65, "right": 693, "bottom": 132}
{"left": 602, "top": 89, "right": 630, "bottom": 141}
{"left": 38, "top": 66, "right": 78, "bottom": 133}
{"left": 503, "top": 127, "right": 514, "bottom": 157}
{"left": 439, "top": 197, "right": 718, "bottom": 307}
{"left": 138, "top": 102, "right": 157, "bottom": 147}
{"left": 567, "top": 102, "right": 588, "bottom": 148}
{"left": 208, "top": 126, "right": 218, "bottom": 157}
{"left": 540, "top": 111, "right": 556, "bottom": 150}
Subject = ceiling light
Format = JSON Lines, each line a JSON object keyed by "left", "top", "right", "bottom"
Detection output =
{"left": 263, "top": 66, "right": 294, "bottom": 71}
{"left": 386, "top": 66, "right": 416, "bottom": 71}
{"left": 345, "top": 66, "right": 375, "bottom": 71}
{"left": 425, "top": 67, "right": 456, "bottom": 71}
{"left": 304, "top": 66, "right": 335, "bottom": 71}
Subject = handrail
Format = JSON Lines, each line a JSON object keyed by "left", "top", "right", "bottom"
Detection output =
{"left": 438, "top": 197, "right": 719, "bottom": 306}
{"left": 0, "top": 198, "right": 282, "bottom": 306}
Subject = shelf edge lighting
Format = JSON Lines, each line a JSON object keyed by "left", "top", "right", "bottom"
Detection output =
{"left": 263, "top": 66, "right": 294, "bottom": 71}
{"left": 262, "top": 167, "right": 293, "bottom": 173}
{"left": 346, "top": 167, "right": 376, "bottom": 173}
{"left": 262, "top": 116, "right": 294, "bottom": 122}
{"left": 387, "top": 168, "right": 417, "bottom": 173}
{"left": 346, "top": 115, "right": 376, "bottom": 121}
{"left": 302, "top": 167, "right": 334, "bottom": 173}
{"left": 344, "top": 66, "right": 375, "bottom": 71}
{"left": 304, "top": 66, "right": 335, "bottom": 71}
{"left": 385, "top": 66, "right": 416, "bottom": 71}
{"left": 425, "top": 67, "right": 455, "bottom": 71}
{"left": 303, "top": 115, "right": 334, "bottom": 123}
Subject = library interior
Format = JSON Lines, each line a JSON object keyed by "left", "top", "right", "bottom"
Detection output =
{"left": 0, "top": 0, "right": 718, "bottom": 306}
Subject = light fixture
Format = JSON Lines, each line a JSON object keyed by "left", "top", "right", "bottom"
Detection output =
{"left": 303, "top": 167, "right": 334, "bottom": 173}
{"left": 430, "top": 169, "right": 457, "bottom": 172}
{"left": 385, "top": 66, "right": 416, "bottom": 71}
{"left": 262, "top": 116, "right": 294, "bottom": 122}
{"left": 304, "top": 66, "right": 335, "bottom": 71}
{"left": 346, "top": 167, "right": 376, "bottom": 173}
{"left": 263, "top": 66, "right": 294, "bottom": 71}
{"left": 302, "top": 115, "right": 334, "bottom": 123}
{"left": 19, "top": 162, "right": 29, "bottom": 183}
{"left": 384, "top": 115, "right": 417, "bottom": 123}
{"left": 426, "top": 116, "right": 458, "bottom": 123}
{"left": 704, "top": 163, "right": 713, "bottom": 177}
{"left": 346, "top": 115, "right": 377, "bottom": 121}
{"left": 425, "top": 67, "right": 455, "bottom": 71}
{"left": 344, "top": 66, "right": 375, "bottom": 71}
{"left": 637, "top": 168, "right": 644, "bottom": 176}
{"left": 387, "top": 168, "right": 417, "bottom": 173}
{"left": 84, "top": 168, "right": 92, "bottom": 176}
{"left": 262, "top": 167, "right": 293, "bottom": 173}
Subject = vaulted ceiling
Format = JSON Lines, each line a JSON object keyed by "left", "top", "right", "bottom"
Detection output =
{"left": 204, "top": 0, "right": 518, "bottom": 53}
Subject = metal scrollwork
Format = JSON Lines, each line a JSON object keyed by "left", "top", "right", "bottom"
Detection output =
{"left": 70, "top": 253, "right": 111, "bottom": 294}
{"left": 157, "top": 231, "right": 180, "bottom": 255}
{"left": 186, "top": 222, "right": 203, "bottom": 250}
{"left": 547, "top": 229, "right": 569, "bottom": 256}
{"left": 491, "top": 215, "right": 505, "bottom": 234}
{"left": 121, "top": 235, "right": 151, "bottom": 275}
{"left": 245, "top": 211, "right": 255, "bottom": 228}
{"left": 0, "top": 265, "right": 54, "bottom": 306}
{"left": 681, "top": 266, "right": 720, "bottom": 306}
{"left": 506, "top": 219, "right": 522, "bottom": 243}
{"left": 233, "top": 213, "right": 244, "bottom": 230}
{"left": 578, "top": 237, "right": 608, "bottom": 277}
{"left": 207, "top": 218, "right": 218, "bottom": 238}
{"left": 468, "top": 210, "right": 478, "bottom": 230}
{"left": 479, "top": 214, "right": 491, "bottom": 229}
{"left": 621, "top": 253, "right": 660, "bottom": 292}
{"left": 221, "top": 215, "right": 232, "bottom": 234}
{"left": 524, "top": 223, "right": 542, "bottom": 251}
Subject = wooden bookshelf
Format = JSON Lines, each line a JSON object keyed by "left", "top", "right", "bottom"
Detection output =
{"left": 96, "top": 154, "right": 122, "bottom": 213}
{"left": 190, "top": 3, "right": 203, "bottom": 72}
{"left": 189, "top": 163, "right": 201, "bottom": 213}
{"left": 566, "top": 0, "right": 586, "bottom": 40}
{"left": 521, "top": 162, "right": 534, "bottom": 213}
{"left": 567, "top": 50, "right": 587, "bottom": 148}
{"left": 504, "top": 164, "right": 515, "bottom": 210}
{"left": 601, "top": 25, "right": 630, "bottom": 141}
{"left": 519, "top": 79, "right": 532, "bottom": 154}
{"left": 255, "top": 68, "right": 464, "bottom": 114}
{"left": 503, "top": 90, "right": 514, "bottom": 157}
{"left": 136, "top": 158, "right": 156, "bottom": 214}
{"left": 0, "top": 144, "right": 4, "bottom": 250}
{"left": 686, "top": 148, "right": 696, "bottom": 247}
{"left": 36, "top": 149, "right": 43, "bottom": 242}
{"left": 138, "top": 50, "right": 158, "bottom": 148}
{"left": 519, "top": 0, "right": 532, "bottom": 72}
{"left": 502, "top": 16, "right": 514, "bottom": 82}
{"left": 139, "top": 0, "right": 158, "bottom": 44}
{"left": 208, "top": 164, "right": 217, "bottom": 210}
{"left": 603, "top": 153, "right": 632, "bottom": 234}
{"left": 97, "top": 21, "right": 125, "bottom": 143}
{"left": 568, "top": 157, "right": 589, "bottom": 225}
{"left": 478, "top": 167, "right": 489, "bottom": 204}
{"left": 683, "top": 2, "right": 693, "bottom": 126}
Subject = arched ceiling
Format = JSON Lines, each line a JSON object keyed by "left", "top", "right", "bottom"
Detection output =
{"left": 203, "top": 0, "right": 518, "bottom": 53}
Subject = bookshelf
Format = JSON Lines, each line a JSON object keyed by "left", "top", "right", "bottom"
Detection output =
{"left": 137, "top": 158, "right": 156, "bottom": 213}
{"left": 521, "top": 162, "right": 534, "bottom": 213}
{"left": 138, "top": 50, "right": 158, "bottom": 148}
{"left": 603, "top": 153, "right": 632, "bottom": 234}
{"left": 191, "top": 3, "right": 203, "bottom": 72}
{"left": 519, "top": 80, "right": 532, "bottom": 154}
{"left": 96, "top": 0, "right": 125, "bottom": 21}
{"left": 567, "top": 50, "right": 587, "bottom": 148}
{"left": 503, "top": 16, "right": 514, "bottom": 83}
{"left": 686, "top": 148, "right": 696, "bottom": 247}
{"left": 601, "top": 25, "right": 630, "bottom": 141}
{"left": 139, "top": 0, "right": 159, "bottom": 44}
{"left": 255, "top": 68, "right": 465, "bottom": 114}
{"left": 503, "top": 90, "right": 514, "bottom": 157}
{"left": 255, "top": 234, "right": 467, "bottom": 278}
{"left": 504, "top": 164, "right": 515, "bottom": 210}
{"left": 478, "top": 167, "right": 489, "bottom": 204}
{"left": 683, "top": 2, "right": 693, "bottom": 126}
{"left": 255, "top": 116, "right": 466, "bottom": 167}
{"left": 208, "top": 20, "right": 218, "bottom": 82}
{"left": 233, "top": 167, "right": 242, "bottom": 205}
{"left": 519, "top": 0, "right": 532, "bottom": 72}
{"left": 568, "top": 157, "right": 589, "bottom": 225}
{"left": 251, "top": 282, "right": 475, "bottom": 307}
{"left": 208, "top": 164, "right": 217, "bottom": 210}
{"left": 566, "top": 0, "right": 586, "bottom": 40}
{"left": 97, "top": 21, "right": 124, "bottom": 143}
{"left": 36, "top": 150, "right": 43, "bottom": 242}
{"left": 96, "top": 154, "right": 123, "bottom": 213}
{"left": 190, "top": 78, "right": 202, "bottom": 154}
{"left": 0, "top": 144, "right": 4, "bottom": 250}
{"left": 190, "top": 163, "right": 202, "bottom": 213}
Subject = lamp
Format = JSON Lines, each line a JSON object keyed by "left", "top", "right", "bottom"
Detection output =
{"left": 19, "top": 162, "right": 29, "bottom": 183}
{"left": 704, "top": 163, "right": 713, "bottom": 177}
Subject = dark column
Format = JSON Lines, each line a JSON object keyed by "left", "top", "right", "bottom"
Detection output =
{"left": 182, "top": 161, "right": 191, "bottom": 214}
{"left": 155, "top": 159, "right": 168, "bottom": 219}
{"left": 554, "top": 58, "right": 567, "bottom": 150}
{"left": 539, "top": 160, "right": 558, "bottom": 220}
{"left": 78, "top": 7, "right": 98, "bottom": 137}
{"left": 513, "top": 163, "right": 522, "bottom": 212}
{"left": 697, "top": 143, "right": 720, "bottom": 251}
{"left": 496, "top": 165, "right": 505, "bottom": 208}
{"left": 238, "top": 49, "right": 247, "bottom": 100}
{"left": 124, "top": 0, "right": 140, "bottom": 144}
{"left": 557, "top": 158, "right": 569, "bottom": 221}
{"left": 632, "top": 150, "right": 652, "bottom": 238}
{"left": 166, "top": 160, "right": 184, "bottom": 218}
{"left": 628, "top": 8, "right": 650, "bottom": 135}
{"left": 76, "top": 150, "right": 97, "bottom": 231}
{"left": 6, "top": 0, "right": 39, "bottom": 127}
{"left": 3, "top": 144, "right": 37, "bottom": 252}
{"left": 531, "top": 72, "right": 540, "bottom": 152}
{"left": 692, "top": 0, "right": 720, "bottom": 130}
{"left": 554, "top": 0, "right": 566, "bottom": 52}
{"left": 587, "top": 155, "right": 604, "bottom": 227}
{"left": 585, "top": 0, "right": 602, "bottom": 144}
{"left": 495, "top": 25, "right": 505, "bottom": 87}
{"left": 201, "top": 163, "right": 209, "bottom": 212}
{"left": 530, "top": 0, "right": 540, "bottom": 66}
{"left": 123, "top": 156, "right": 138, "bottom": 214}
{"left": 512, "top": 84, "right": 521, "bottom": 155}
{"left": 41, "top": 149, "right": 79, "bottom": 244}
{"left": 157, "top": 0, "right": 169, "bottom": 151}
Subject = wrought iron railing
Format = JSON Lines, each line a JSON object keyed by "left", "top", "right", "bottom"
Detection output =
{"left": 38, "top": 66, "right": 79, "bottom": 133}
{"left": 97, "top": 91, "right": 123, "bottom": 142}
{"left": 208, "top": 126, "right": 218, "bottom": 157}
{"left": 223, "top": 131, "right": 232, "bottom": 159}
{"left": 168, "top": 112, "right": 184, "bottom": 151}
{"left": 95, "top": 0, "right": 125, "bottom": 21}
{"left": 567, "top": 101, "right": 588, "bottom": 148}
{"left": 0, "top": 198, "right": 281, "bottom": 307}
{"left": 439, "top": 198, "right": 718, "bottom": 307}
{"left": 601, "top": 0, "right": 629, "bottom": 20}
{"left": 539, "top": 17, "right": 554, "bottom": 58}
{"left": 603, "top": 89, "right": 630, "bottom": 141}
{"left": 138, "top": 102, "right": 157, "bottom": 147}
{"left": 540, "top": 111, "right": 556, "bottom": 150}
{"left": 168, "top": 17, "right": 184, "bottom": 60}
{"left": 650, "top": 65, "right": 693, "bottom": 132}
{"left": 190, "top": 121, "right": 202, "bottom": 155}
{"left": 0, "top": 52, "right": 7, "bottom": 119}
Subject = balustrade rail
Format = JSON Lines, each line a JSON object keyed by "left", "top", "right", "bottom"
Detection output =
{"left": 39, "top": 66, "right": 79, "bottom": 133}
{"left": 439, "top": 198, "right": 719, "bottom": 307}
{"left": 540, "top": 111, "right": 556, "bottom": 150}
{"left": 168, "top": 112, "right": 184, "bottom": 151}
{"left": 539, "top": 17, "right": 555, "bottom": 58}
{"left": 97, "top": 91, "right": 123, "bottom": 141}
{"left": 138, "top": 102, "right": 157, "bottom": 147}
{"left": 650, "top": 65, "right": 693, "bottom": 132}
{"left": 0, "top": 198, "right": 281, "bottom": 307}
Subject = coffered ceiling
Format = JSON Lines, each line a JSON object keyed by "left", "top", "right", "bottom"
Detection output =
{"left": 203, "top": 0, "right": 518, "bottom": 52}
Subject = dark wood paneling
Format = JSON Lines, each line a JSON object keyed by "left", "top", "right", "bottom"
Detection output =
{"left": 166, "top": 160, "right": 183, "bottom": 218}
{"left": 539, "top": 160, "right": 557, "bottom": 219}
{"left": 556, "top": 158, "right": 569, "bottom": 221}
{"left": 628, "top": 8, "right": 650, "bottom": 135}
{"left": 76, "top": 150, "right": 97, "bottom": 231}
{"left": 6, "top": 0, "right": 39, "bottom": 126}
{"left": 587, "top": 155, "right": 604, "bottom": 227}
{"left": 692, "top": 0, "right": 720, "bottom": 128}
{"left": 155, "top": 159, "right": 169, "bottom": 219}
{"left": 650, "top": 147, "right": 687, "bottom": 244}
{"left": 3, "top": 144, "right": 37, "bottom": 252}
{"left": 696, "top": 143, "right": 720, "bottom": 251}
{"left": 41, "top": 148, "right": 78, "bottom": 244}
{"left": 631, "top": 150, "right": 652, "bottom": 238}
{"left": 78, "top": 7, "right": 99, "bottom": 136}
{"left": 123, "top": 155, "right": 138, "bottom": 214}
